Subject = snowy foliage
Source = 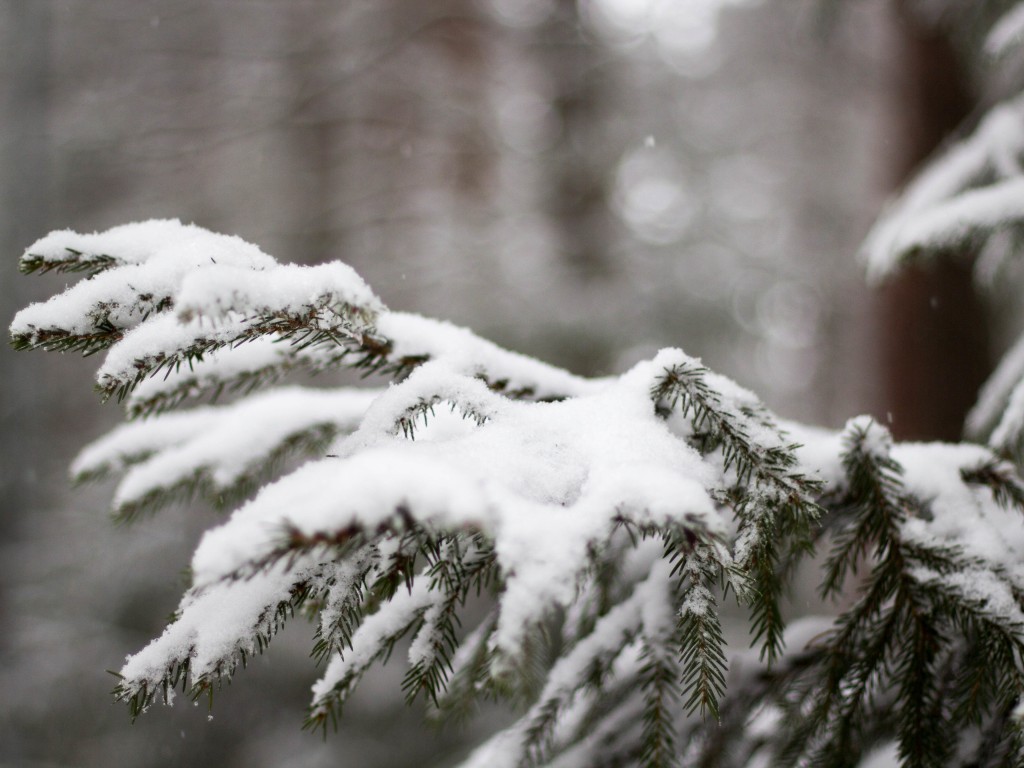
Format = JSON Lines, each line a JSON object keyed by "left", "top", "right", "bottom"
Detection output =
{"left": 12, "top": 220, "right": 1024, "bottom": 768}
{"left": 862, "top": 95, "right": 1024, "bottom": 283}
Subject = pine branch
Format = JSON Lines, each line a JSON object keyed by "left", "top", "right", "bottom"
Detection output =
{"left": 907, "top": 546, "right": 1024, "bottom": 728}
{"left": 961, "top": 458, "right": 1024, "bottom": 511}
{"left": 402, "top": 535, "right": 497, "bottom": 706}
{"left": 519, "top": 597, "right": 645, "bottom": 765}
{"left": 638, "top": 639, "right": 681, "bottom": 768}
{"left": 311, "top": 545, "right": 378, "bottom": 666}
{"left": 777, "top": 421, "right": 914, "bottom": 765}
{"left": 114, "top": 559, "right": 327, "bottom": 719}
{"left": 861, "top": 94, "right": 1024, "bottom": 281}
{"left": 17, "top": 195, "right": 1024, "bottom": 768}
{"left": 404, "top": 401, "right": 487, "bottom": 439}
{"left": 967, "top": 334, "right": 1024, "bottom": 445}
{"left": 119, "top": 336, "right": 370, "bottom": 418}
{"left": 820, "top": 418, "right": 905, "bottom": 599}
{"left": 428, "top": 610, "right": 499, "bottom": 724}
{"left": 19, "top": 248, "right": 120, "bottom": 277}
{"left": 774, "top": 418, "right": 1024, "bottom": 768}
{"left": 306, "top": 568, "right": 437, "bottom": 735}
{"left": 684, "top": 622, "right": 824, "bottom": 768}
{"left": 673, "top": 545, "right": 728, "bottom": 721}
{"left": 651, "top": 356, "right": 821, "bottom": 663}
{"left": 518, "top": 556, "right": 664, "bottom": 766}
{"left": 539, "top": 685, "right": 647, "bottom": 768}
{"left": 72, "top": 387, "right": 377, "bottom": 522}
{"left": 94, "top": 306, "right": 380, "bottom": 405}
{"left": 894, "top": 602, "right": 949, "bottom": 768}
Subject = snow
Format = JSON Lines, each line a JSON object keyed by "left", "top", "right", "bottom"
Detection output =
{"left": 186, "top": 353, "right": 721, "bottom": 660}
{"left": 783, "top": 420, "right": 846, "bottom": 487}
{"left": 1014, "top": 698, "right": 1024, "bottom": 722}
{"left": 862, "top": 96, "right": 1024, "bottom": 280}
{"left": 349, "top": 362, "right": 507, "bottom": 441}
{"left": 848, "top": 414, "right": 892, "bottom": 460}
{"left": 12, "top": 221, "right": 383, "bottom": 408}
{"left": 73, "top": 387, "right": 380, "bottom": 513}
{"left": 699, "top": 365, "right": 782, "bottom": 448}
{"left": 898, "top": 441, "right": 1024, "bottom": 587}
{"left": 175, "top": 262, "right": 382, "bottom": 325}
{"left": 120, "top": 558, "right": 320, "bottom": 689}
{"left": 456, "top": 728, "right": 528, "bottom": 768}
{"left": 14, "top": 260, "right": 184, "bottom": 341}
{"left": 406, "top": 601, "right": 447, "bottom": 670}
{"left": 116, "top": 309, "right": 596, "bottom": 416}
{"left": 482, "top": 551, "right": 670, "bottom": 763}
{"left": 857, "top": 93, "right": 1024, "bottom": 460}
{"left": 317, "top": 546, "right": 376, "bottom": 646}
{"left": 72, "top": 407, "right": 213, "bottom": 480}
{"left": 95, "top": 313, "right": 249, "bottom": 391}
{"left": 32, "top": 220, "right": 1024, "bottom": 761}
{"left": 103, "top": 336, "right": 817, "bottom": 705}
{"left": 910, "top": 565, "right": 1024, "bottom": 630}
{"left": 987, "top": 4, "right": 1024, "bottom": 56}
{"left": 378, "top": 312, "right": 603, "bottom": 400}
{"left": 21, "top": 219, "right": 218, "bottom": 270}
{"left": 93, "top": 264, "right": 380, "bottom": 392}
{"left": 12, "top": 221, "right": 277, "bottom": 345}
{"left": 778, "top": 615, "right": 834, "bottom": 654}
{"left": 989, "top": 376, "right": 1024, "bottom": 454}
{"left": 15, "top": 223, "right": 612, "bottom": 423}
{"left": 455, "top": 635, "right": 649, "bottom": 768}
{"left": 858, "top": 742, "right": 899, "bottom": 768}
{"left": 745, "top": 703, "right": 782, "bottom": 739}
{"left": 121, "top": 335, "right": 344, "bottom": 415}
{"left": 528, "top": 543, "right": 662, "bottom": 704}
{"left": 869, "top": 177, "right": 1024, "bottom": 264}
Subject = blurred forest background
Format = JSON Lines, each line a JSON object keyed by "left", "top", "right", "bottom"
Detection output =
{"left": 0, "top": 0, "right": 1017, "bottom": 766}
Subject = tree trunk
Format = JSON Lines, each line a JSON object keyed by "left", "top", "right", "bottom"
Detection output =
{"left": 875, "top": 5, "right": 990, "bottom": 441}
{"left": 0, "top": 0, "right": 51, "bottom": 645}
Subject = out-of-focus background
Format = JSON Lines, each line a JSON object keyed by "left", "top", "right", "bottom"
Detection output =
{"left": 0, "top": 1, "right": 1011, "bottom": 765}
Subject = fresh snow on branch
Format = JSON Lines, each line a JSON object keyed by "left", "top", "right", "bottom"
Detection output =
{"left": 377, "top": 312, "right": 601, "bottom": 401}
{"left": 988, "top": 3, "right": 1024, "bottom": 57}
{"left": 13, "top": 220, "right": 1024, "bottom": 767}
{"left": 186, "top": 353, "right": 724, "bottom": 663}
{"left": 73, "top": 386, "right": 380, "bottom": 520}
{"left": 18, "top": 219, "right": 237, "bottom": 274}
{"left": 12, "top": 221, "right": 599, "bottom": 414}
{"left": 862, "top": 96, "right": 1024, "bottom": 281}
{"left": 10, "top": 220, "right": 381, "bottom": 402}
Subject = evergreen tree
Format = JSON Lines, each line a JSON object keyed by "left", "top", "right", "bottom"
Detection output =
{"left": 14, "top": 4, "right": 1024, "bottom": 767}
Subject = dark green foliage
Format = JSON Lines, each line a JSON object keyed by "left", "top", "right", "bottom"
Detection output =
{"left": 674, "top": 546, "right": 727, "bottom": 721}
{"left": 19, "top": 248, "right": 120, "bottom": 276}
{"left": 638, "top": 641, "right": 682, "bottom": 768}
{"left": 402, "top": 535, "right": 497, "bottom": 706}
{"left": 645, "top": 418, "right": 1024, "bottom": 768}
{"left": 98, "top": 309, "right": 381, "bottom": 405}
{"left": 766, "top": 420, "right": 1024, "bottom": 768}
{"left": 652, "top": 361, "right": 822, "bottom": 664}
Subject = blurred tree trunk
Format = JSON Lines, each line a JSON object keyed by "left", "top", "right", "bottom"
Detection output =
{"left": 875, "top": 4, "right": 990, "bottom": 441}
{"left": 285, "top": 5, "right": 338, "bottom": 265}
{"left": 0, "top": 0, "right": 50, "bottom": 633}
{"left": 539, "top": 0, "right": 614, "bottom": 281}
